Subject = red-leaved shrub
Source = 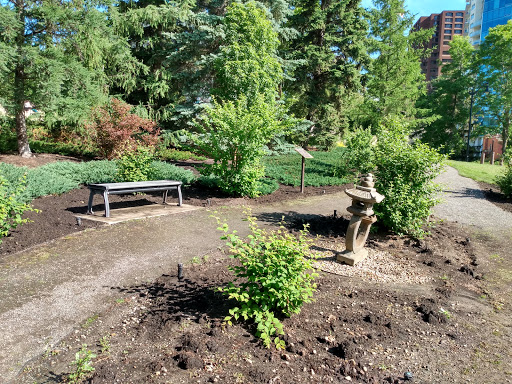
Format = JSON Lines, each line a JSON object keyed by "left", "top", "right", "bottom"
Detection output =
{"left": 88, "top": 98, "right": 160, "bottom": 159}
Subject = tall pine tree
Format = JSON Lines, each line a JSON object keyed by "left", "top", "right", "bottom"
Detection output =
{"left": 0, "top": 0, "right": 139, "bottom": 156}
{"left": 285, "top": 0, "right": 370, "bottom": 147}
{"left": 357, "top": 0, "right": 431, "bottom": 129}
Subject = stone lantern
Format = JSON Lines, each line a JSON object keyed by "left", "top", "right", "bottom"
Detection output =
{"left": 337, "top": 173, "right": 384, "bottom": 266}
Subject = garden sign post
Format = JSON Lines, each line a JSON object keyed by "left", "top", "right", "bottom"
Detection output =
{"left": 294, "top": 147, "right": 313, "bottom": 193}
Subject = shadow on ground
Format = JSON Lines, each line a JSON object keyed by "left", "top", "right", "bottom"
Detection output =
{"left": 255, "top": 211, "right": 350, "bottom": 238}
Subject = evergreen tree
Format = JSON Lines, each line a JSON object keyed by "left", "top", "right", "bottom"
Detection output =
{"left": 475, "top": 20, "right": 512, "bottom": 157}
{"left": 285, "top": 0, "right": 370, "bottom": 147}
{"left": 417, "top": 36, "right": 475, "bottom": 156}
{"left": 0, "top": 0, "right": 139, "bottom": 157}
{"left": 357, "top": 0, "right": 432, "bottom": 129}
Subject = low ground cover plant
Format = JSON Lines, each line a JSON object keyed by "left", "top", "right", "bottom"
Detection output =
{"left": 264, "top": 147, "right": 351, "bottom": 187}
{"left": 0, "top": 160, "right": 195, "bottom": 203}
{"left": 216, "top": 212, "right": 318, "bottom": 349}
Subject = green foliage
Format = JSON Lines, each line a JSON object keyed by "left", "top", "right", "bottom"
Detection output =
{"left": 0, "top": 159, "right": 194, "bottom": 202}
{"left": 196, "top": 95, "right": 289, "bottom": 197}
{"left": 374, "top": 121, "right": 446, "bottom": 238}
{"left": 344, "top": 120, "right": 446, "bottom": 238}
{"left": 416, "top": 36, "right": 475, "bottom": 157}
{"left": 357, "top": 0, "right": 432, "bottom": 129}
{"left": 157, "top": 148, "right": 206, "bottom": 162}
{"left": 285, "top": 0, "right": 370, "bottom": 147}
{"left": 213, "top": 2, "right": 282, "bottom": 103}
{"left": 68, "top": 345, "right": 96, "bottom": 384}
{"left": 0, "top": 121, "right": 16, "bottom": 153}
{"left": 475, "top": 20, "right": 512, "bottom": 157}
{"left": 257, "top": 178, "right": 280, "bottom": 196}
{"left": 337, "top": 128, "right": 376, "bottom": 180}
{"left": 263, "top": 148, "right": 351, "bottom": 187}
{"left": 29, "top": 140, "right": 99, "bottom": 159}
{"left": 115, "top": 146, "right": 156, "bottom": 182}
{"left": 216, "top": 212, "right": 318, "bottom": 349}
{"left": 151, "top": 161, "right": 197, "bottom": 185}
{"left": 496, "top": 164, "right": 512, "bottom": 197}
{"left": 0, "top": 172, "right": 36, "bottom": 244}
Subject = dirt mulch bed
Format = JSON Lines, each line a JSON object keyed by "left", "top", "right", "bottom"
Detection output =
{"left": 16, "top": 219, "right": 511, "bottom": 384}
{"left": 478, "top": 181, "right": 512, "bottom": 214}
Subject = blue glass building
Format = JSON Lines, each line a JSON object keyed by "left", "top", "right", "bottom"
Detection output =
{"left": 481, "top": 0, "right": 512, "bottom": 40}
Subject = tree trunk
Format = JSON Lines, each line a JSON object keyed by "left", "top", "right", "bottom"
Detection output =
{"left": 502, "top": 114, "right": 509, "bottom": 158}
{"left": 14, "top": 0, "right": 31, "bottom": 158}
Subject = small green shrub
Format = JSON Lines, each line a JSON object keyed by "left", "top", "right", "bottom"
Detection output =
{"left": 337, "top": 128, "right": 376, "bottom": 181}
{"left": 496, "top": 164, "right": 512, "bottom": 197}
{"left": 115, "top": 146, "right": 156, "bottom": 182}
{"left": 216, "top": 212, "right": 318, "bottom": 349}
{"left": 195, "top": 94, "right": 290, "bottom": 197}
{"left": 0, "top": 173, "right": 36, "bottom": 243}
{"left": 344, "top": 120, "right": 446, "bottom": 238}
{"left": 68, "top": 345, "right": 96, "bottom": 384}
{"left": 0, "top": 121, "right": 17, "bottom": 153}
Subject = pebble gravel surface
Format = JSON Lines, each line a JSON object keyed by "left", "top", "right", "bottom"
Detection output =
{"left": 434, "top": 166, "right": 512, "bottom": 229}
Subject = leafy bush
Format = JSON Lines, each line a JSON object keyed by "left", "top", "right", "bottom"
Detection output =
{"left": 0, "top": 172, "right": 36, "bottom": 243}
{"left": 216, "top": 212, "right": 317, "bottom": 349}
{"left": 115, "top": 146, "right": 156, "bottom": 182}
{"left": 496, "top": 164, "right": 512, "bottom": 197}
{"left": 87, "top": 98, "right": 160, "bottom": 159}
{"left": 195, "top": 95, "right": 289, "bottom": 197}
{"left": 337, "top": 128, "right": 376, "bottom": 181}
{"left": 0, "top": 120, "right": 17, "bottom": 153}
{"left": 344, "top": 120, "right": 446, "bottom": 238}
{"left": 264, "top": 148, "right": 351, "bottom": 187}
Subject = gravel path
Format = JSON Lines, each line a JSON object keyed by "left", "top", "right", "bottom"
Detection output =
{"left": 434, "top": 166, "right": 512, "bottom": 229}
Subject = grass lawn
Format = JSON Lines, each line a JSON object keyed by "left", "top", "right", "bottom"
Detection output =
{"left": 446, "top": 159, "right": 505, "bottom": 185}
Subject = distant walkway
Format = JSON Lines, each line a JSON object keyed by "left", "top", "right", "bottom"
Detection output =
{"left": 434, "top": 166, "right": 512, "bottom": 229}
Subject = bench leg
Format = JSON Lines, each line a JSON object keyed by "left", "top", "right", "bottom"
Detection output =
{"left": 103, "top": 191, "right": 111, "bottom": 218}
{"left": 177, "top": 185, "right": 182, "bottom": 206}
{"left": 163, "top": 190, "right": 168, "bottom": 204}
{"left": 87, "top": 190, "right": 95, "bottom": 215}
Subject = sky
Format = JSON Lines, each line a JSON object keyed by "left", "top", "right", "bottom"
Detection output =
{"left": 361, "top": 0, "right": 468, "bottom": 21}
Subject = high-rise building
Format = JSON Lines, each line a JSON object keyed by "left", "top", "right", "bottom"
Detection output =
{"left": 466, "top": 0, "right": 512, "bottom": 46}
{"left": 413, "top": 11, "right": 466, "bottom": 82}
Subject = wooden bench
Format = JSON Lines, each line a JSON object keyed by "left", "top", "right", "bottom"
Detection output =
{"left": 87, "top": 180, "right": 183, "bottom": 218}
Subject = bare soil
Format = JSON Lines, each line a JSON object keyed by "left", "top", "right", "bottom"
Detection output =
{"left": 4, "top": 154, "right": 512, "bottom": 384}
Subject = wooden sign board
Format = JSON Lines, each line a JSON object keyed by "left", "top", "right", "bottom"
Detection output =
{"left": 294, "top": 147, "right": 313, "bottom": 159}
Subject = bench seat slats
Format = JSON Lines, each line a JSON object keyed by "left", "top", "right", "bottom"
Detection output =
{"left": 86, "top": 180, "right": 183, "bottom": 218}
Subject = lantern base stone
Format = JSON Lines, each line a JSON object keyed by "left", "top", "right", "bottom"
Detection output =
{"left": 336, "top": 249, "right": 368, "bottom": 266}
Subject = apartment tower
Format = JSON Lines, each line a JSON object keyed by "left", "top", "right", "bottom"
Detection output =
{"left": 413, "top": 11, "right": 466, "bottom": 82}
